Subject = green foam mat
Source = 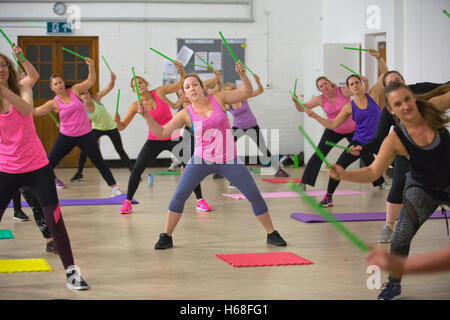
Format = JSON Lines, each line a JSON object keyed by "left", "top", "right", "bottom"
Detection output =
{"left": 154, "top": 171, "right": 181, "bottom": 175}
{"left": 0, "top": 230, "right": 13, "bottom": 239}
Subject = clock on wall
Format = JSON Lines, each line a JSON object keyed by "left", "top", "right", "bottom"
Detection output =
{"left": 53, "top": 2, "right": 67, "bottom": 15}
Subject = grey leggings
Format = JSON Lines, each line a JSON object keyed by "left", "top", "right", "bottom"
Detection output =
{"left": 390, "top": 173, "right": 450, "bottom": 281}
{"left": 169, "top": 155, "right": 268, "bottom": 215}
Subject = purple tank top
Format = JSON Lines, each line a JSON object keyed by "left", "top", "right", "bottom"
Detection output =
{"left": 186, "top": 94, "right": 237, "bottom": 163}
{"left": 351, "top": 94, "right": 380, "bottom": 145}
{"left": 321, "top": 87, "right": 355, "bottom": 134}
{"left": 228, "top": 100, "right": 258, "bottom": 129}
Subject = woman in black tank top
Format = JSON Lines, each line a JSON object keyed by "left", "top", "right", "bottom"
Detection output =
{"left": 328, "top": 82, "right": 449, "bottom": 300}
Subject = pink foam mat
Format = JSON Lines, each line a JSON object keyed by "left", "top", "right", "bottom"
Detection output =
{"left": 223, "top": 190, "right": 363, "bottom": 200}
{"left": 216, "top": 252, "right": 313, "bottom": 267}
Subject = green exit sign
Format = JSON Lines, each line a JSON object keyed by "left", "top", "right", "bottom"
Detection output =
{"left": 47, "top": 22, "right": 72, "bottom": 34}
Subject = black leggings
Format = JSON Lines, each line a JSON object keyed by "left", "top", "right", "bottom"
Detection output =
{"left": 49, "top": 132, "right": 116, "bottom": 186}
{"left": 77, "top": 128, "right": 133, "bottom": 173}
{"left": 364, "top": 108, "right": 407, "bottom": 203}
{"left": 390, "top": 174, "right": 450, "bottom": 282}
{"left": 0, "top": 165, "right": 74, "bottom": 269}
{"left": 11, "top": 188, "right": 52, "bottom": 239}
{"left": 232, "top": 125, "right": 272, "bottom": 165}
{"left": 302, "top": 129, "right": 354, "bottom": 187}
{"left": 327, "top": 140, "right": 385, "bottom": 195}
{"left": 126, "top": 139, "right": 181, "bottom": 201}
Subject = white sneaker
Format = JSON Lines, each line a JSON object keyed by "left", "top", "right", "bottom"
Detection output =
{"left": 111, "top": 187, "right": 123, "bottom": 196}
{"left": 377, "top": 224, "right": 394, "bottom": 243}
{"left": 229, "top": 184, "right": 238, "bottom": 190}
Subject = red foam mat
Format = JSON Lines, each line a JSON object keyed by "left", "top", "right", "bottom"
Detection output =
{"left": 216, "top": 252, "right": 313, "bottom": 268}
{"left": 263, "top": 178, "right": 302, "bottom": 183}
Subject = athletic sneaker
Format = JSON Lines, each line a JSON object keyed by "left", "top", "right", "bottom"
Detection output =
{"left": 319, "top": 195, "right": 333, "bottom": 207}
{"left": 13, "top": 209, "right": 29, "bottom": 221}
{"left": 379, "top": 182, "right": 391, "bottom": 190}
{"left": 46, "top": 240, "right": 58, "bottom": 254}
{"left": 266, "top": 230, "right": 287, "bottom": 246}
{"left": 66, "top": 268, "right": 89, "bottom": 290}
{"left": 275, "top": 168, "right": 289, "bottom": 177}
{"left": 70, "top": 172, "right": 83, "bottom": 182}
{"left": 298, "top": 182, "right": 307, "bottom": 192}
{"left": 196, "top": 199, "right": 211, "bottom": 211}
{"left": 55, "top": 178, "right": 66, "bottom": 189}
{"left": 155, "top": 233, "right": 173, "bottom": 250}
{"left": 111, "top": 187, "right": 123, "bottom": 197}
{"left": 377, "top": 224, "right": 394, "bottom": 243}
{"left": 378, "top": 279, "right": 402, "bottom": 300}
{"left": 120, "top": 200, "right": 133, "bottom": 214}
{"left": 229, "top": 184, "right": 238, "bottom": 190}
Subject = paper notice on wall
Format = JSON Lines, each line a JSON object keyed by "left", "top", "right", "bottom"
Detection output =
{"left": 208, "top": 52, "right": 221, "bottom": 70}
{"left": 164, "top": 61, "right": 176, "bottom": 75}
{"left": 195, "top": 52, "right": 207, "bottom": 71}
{"left": 176, "top": 45, "right": 194, "bottom": 67}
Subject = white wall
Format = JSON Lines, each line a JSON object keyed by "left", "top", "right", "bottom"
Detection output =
{"left": 0, "top": 0, "right": 326, "bottom": 161}
{"left": 1, "top": 0, "right": 447, "bottom": 163}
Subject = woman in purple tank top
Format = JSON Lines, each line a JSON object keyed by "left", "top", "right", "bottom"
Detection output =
{"left": 306, "top": 72, "right": 387, "bottom": 207}
{"left": 137, "top": 61, "right": 287, "bottom": 250}
{"left": 224, "top": 74, "right": 289, "bottom": 178}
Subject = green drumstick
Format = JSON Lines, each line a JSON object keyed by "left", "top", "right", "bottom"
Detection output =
{"left": 289, "top": 182, "right": 369, "bottom": 253}
{"left": 62, "top": 47, "right": 86, "bottom": 60}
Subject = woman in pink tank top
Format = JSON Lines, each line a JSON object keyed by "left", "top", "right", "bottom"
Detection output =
{"left": 0, "top": 51, "right": 88, "bottom": 290}
{"left": 114, "top": 61, "right": 187, "bottom": 214}
{"left": 136, "top": 61, "right": 287, "bottom": 250}
{"left": 291, "top": 76, "right": 358, "bottom": 191}
{"left": 32, "top": 57, "right": 122, "bottom": 195}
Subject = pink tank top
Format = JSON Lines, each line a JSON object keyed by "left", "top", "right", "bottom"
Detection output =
{"left": 321, "top": 87, "right": 355, "bottom": 134}
{"left": 55, "top": 89, "right": 92, "bottom": 137}
{"left": 0, "top": 105, "right": 49, "bottom": 174}
{"left": 186, "top": 94, "right": 237, "bottom": 163}
{"left": 147, "top": 91, "right": 179, "bottom": 141}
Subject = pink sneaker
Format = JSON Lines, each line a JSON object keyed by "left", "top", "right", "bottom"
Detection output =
{"left": 120, "top": 200, "right": 133, "bottom": 214}
{"left": 196, "top": 199, "right": 211, "bottom": 211}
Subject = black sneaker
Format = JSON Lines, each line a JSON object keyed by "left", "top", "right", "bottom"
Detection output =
{"left": 13, "top": 209, "right": 29, "bottom": 221}
{"left": 378, "top": 279, "right": 402, "bottom": 300}
{"left": 298, "top": 182, "right": 306, "bottom": 191}
{"left": 66, "top": 268, "right": 89, "bottom": 290}
{"left": 267, "top": 230, "right": 287, "bottom": 246}
{"left": 155, "top": 233, "right": 173, "bottom": 250}
{"left": 275, "top": 168, "right": 289, "bottom": 177}
{"left": 70, "top": 172, "right": 83, "bottom": 182}
{"left": 46, "top": 240, "right": 58, "bottom": 254}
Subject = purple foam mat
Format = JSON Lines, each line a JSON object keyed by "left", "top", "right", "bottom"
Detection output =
{"left": 290, "top": 211, "right": 445, "bottom": 223}
{"left": 8, "top": 194, "right": 138, "bottom": 208}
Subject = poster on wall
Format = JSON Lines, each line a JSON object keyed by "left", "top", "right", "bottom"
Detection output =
{"left": 195, "top": 52, "right": 207, "bottom": 71}
{"left": 208, "top": 52, "right": 221, "bottom": 70}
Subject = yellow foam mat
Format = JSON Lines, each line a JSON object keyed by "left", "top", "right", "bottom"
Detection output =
{"left": 0, "top": 258, "right": 53, "bottom": 273}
